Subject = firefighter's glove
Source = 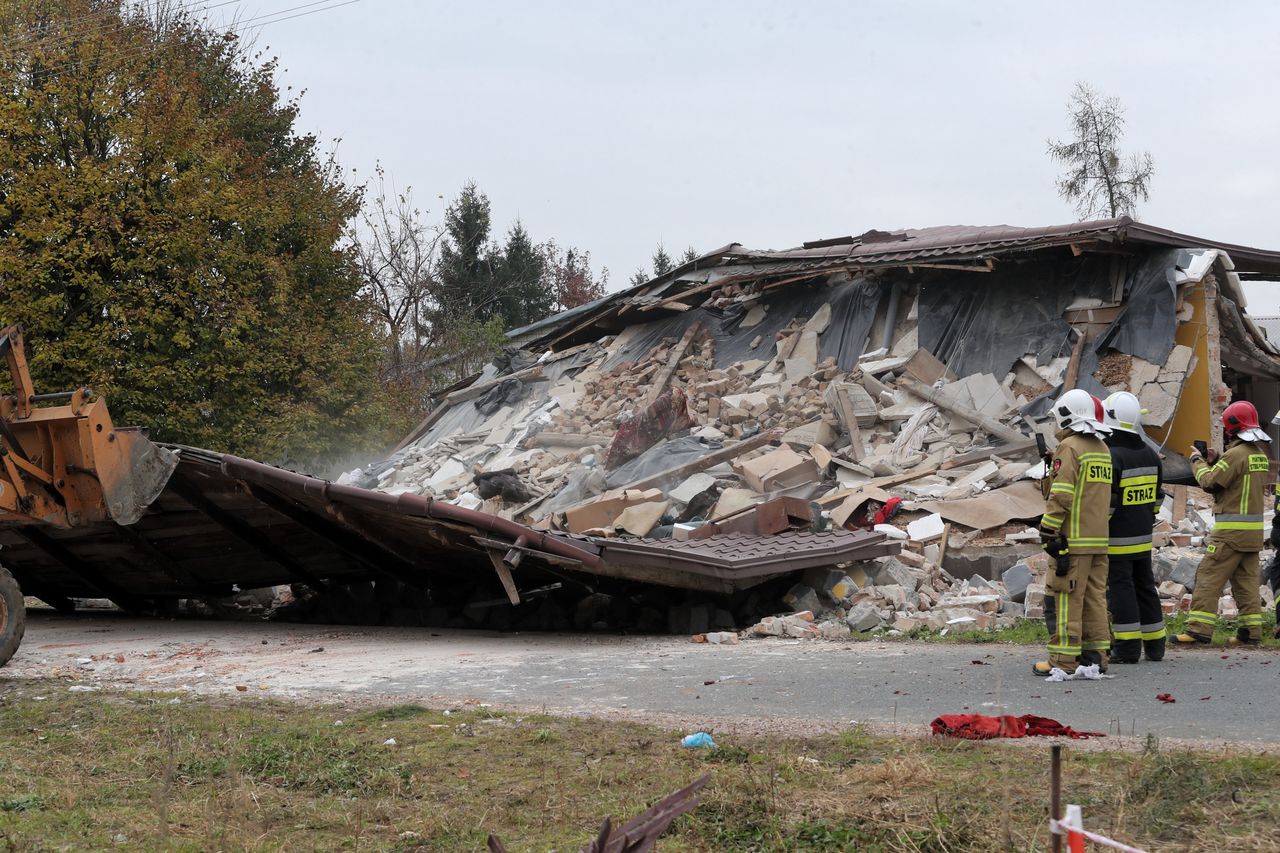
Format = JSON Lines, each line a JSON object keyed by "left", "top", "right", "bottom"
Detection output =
{"left": 1054, "top": 551, "right": 1071, "bottom": 577}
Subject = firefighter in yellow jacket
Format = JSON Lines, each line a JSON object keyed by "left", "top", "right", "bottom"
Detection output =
{"left": 1034, "top": 389, "right": 1114, "bottom": 676}
{"left": 1173, "top": 400, "right": 1270, "bottom": 646}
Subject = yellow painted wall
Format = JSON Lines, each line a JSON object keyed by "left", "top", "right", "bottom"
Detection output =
{"left": 1150, "top": 282, "right": 1212, "bottom": 452}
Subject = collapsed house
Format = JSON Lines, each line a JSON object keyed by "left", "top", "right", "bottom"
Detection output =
{"left": 4, "top": 217, "right": 1279, "bottom": 637}
{"left": 335, "top": 217, "right": 1280, "bottom": 633}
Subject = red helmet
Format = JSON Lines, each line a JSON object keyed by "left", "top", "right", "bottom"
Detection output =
{"left": 1223, "top": 400, "right": 1260, "bottom": 437}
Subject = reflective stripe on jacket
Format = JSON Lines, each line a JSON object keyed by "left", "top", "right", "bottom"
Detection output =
{"left": 1041, "top": 429, "right": 1113, "bottom": 554}
{"left": 1106, "top": 434, "right": 1162, "bottom": 556}
{"left": 1192, "top": 439, "right": 1269, "bottom": 552}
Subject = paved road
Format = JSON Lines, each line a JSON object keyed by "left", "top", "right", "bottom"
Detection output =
{"left": 4, "top": 611, "right": 1278, "bottom": 745}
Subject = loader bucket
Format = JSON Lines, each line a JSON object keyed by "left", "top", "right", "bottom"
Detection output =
{"left": 94, "top": 428, "right": 179, "bottom": 526}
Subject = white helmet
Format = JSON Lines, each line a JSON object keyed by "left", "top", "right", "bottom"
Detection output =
{"left": 1053, "top": 388, "right": 1102, "bottom": 435}
{"left": 1103, "top": 391, "right": 1143, "bottom": 435}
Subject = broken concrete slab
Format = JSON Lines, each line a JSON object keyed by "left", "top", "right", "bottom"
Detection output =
{"left": 740, "top": 303, "right": 768, "bottom": 328}
{"left": 845, "top": 602, "right": 884, "bottom": 632}
{"left": 668, "top": 473, "right": 717, "bottom": 505}
{"left": 906, "top": 512, "right": 945, "bottom": 542}
{"left": 803, "top": 303, "right": 832, "bottom": 335}
{"left": 1002, "top": 563, "right": 1032, "bottom": 604}
{"left": 872, "top": 556, "right": 919, "bottom": 591}
{"left": 1170, "top": 555, "right": 1199, "bottom": 591}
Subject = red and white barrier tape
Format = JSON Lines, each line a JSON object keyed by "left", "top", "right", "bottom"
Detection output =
{"left": 1051, "top": 804, "right": 1150, "bottom": 853}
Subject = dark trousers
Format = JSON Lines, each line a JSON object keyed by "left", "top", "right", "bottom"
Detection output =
{"left": 1107, "top": 554, "right": 1166, "bottom": 662}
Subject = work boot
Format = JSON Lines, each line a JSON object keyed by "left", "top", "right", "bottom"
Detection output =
{"left": 1229, "top": 628, "right": 1260, "bottom": 648}
{"left": 1032, "top": 661, "right": 1058, "bottom": 677}
{"left": 1142, "top": 637, "right": 1166, "bottom": 662}
{"left": 1172, "top": 632, "right": 1211, "bottom": 645}
{"left": 1110, "top": 639, "right": 1141, "bottom": 664}
{"left": 1078, "top": 650, "right": 1109, "bottom": 673}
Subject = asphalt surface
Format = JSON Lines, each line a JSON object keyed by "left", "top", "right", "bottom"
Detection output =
{"left": 3, "top": 610, "right": 1278, "bottom": 745}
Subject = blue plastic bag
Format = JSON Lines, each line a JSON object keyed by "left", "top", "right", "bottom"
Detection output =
{"left": 681, "top": 732, "right": 717, "bottom": 749}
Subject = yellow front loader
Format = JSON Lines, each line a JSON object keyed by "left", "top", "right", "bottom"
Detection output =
{"left": 0, "top": 325, "right": 176, "bottom": 666}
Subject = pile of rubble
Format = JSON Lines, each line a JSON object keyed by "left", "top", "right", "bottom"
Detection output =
{"left": 339, "top": 275, "right": 1218, "bottom": 634}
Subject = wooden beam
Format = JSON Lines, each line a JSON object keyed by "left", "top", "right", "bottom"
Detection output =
{"left": 896, "top": 377, "right": 1027, "bottom": 445}
{"left": 646, "top": 321, "right": 702, "bottom": 406}
{"left": 12, "top": 528, "right": 147, "bottom": 611}
{"left": 904, "top": 263, "right": 993, "bottom": 273}
{"left": 168, "top": 477, "right": 331, "bottom": 591}
{"left": 835, "top": 385, "right": 865, "bottom": 462}
{"left": 1062, "top": 330, "right": 1088, "bottom": 391}
{"left": 486, "top": 550, "right": 521, "bottom": 605}
{"left": 112, "top": 522, "right": 212, "bottom": 592}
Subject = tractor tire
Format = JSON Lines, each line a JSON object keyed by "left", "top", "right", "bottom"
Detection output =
{"left": 0, "top": 565, "right": 26, "bottom": 668}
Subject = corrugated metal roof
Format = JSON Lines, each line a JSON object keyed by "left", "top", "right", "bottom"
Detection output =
{"left": 519, "top": 217, "right": 1280, "bottom": 348}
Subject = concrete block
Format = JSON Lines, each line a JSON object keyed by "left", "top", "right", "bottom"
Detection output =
{"left": 783, "top": 584, "right": 822, "bottom": 616}
{"left": 1171, "top": 555, "right": 1199, "bottom": 592}
{"left": 874, "top": 584, "right": 909, "bottom": 610}
{"left": 733, "top": 444, "right": 819, "bottom": 492}
{"left": 873, "top": 556, "right": 920, "bottom": 591}
{"left": 801, "top": 568, "right": 859, "bottom": 603}
{"left": 1023, "top": 582, "right": 1045, "bottom": 619}
{"left": 1158, "top": 581, "right": 1187, "bottom": 599}
{"left": 893, "top": 615, "right": 923, "bottom": 633}
{"left": 1002, "top": 563, "right": 1033, "bottom": 604}
{"left": 845, "top": 602, "right": 884, "bottom": 632}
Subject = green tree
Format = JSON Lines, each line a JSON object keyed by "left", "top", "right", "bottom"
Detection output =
{"left": 495, "top": 221, "right": 551, "bottom": 327}
{"left": 629, "top": 243, "right": 695, "bottom": 286}
{"left": 0, "top": 0, "right": 398, "bottom": 467}
{"left": 435, "top": 181, "right": 497, "bottom": 318}
{"left": 1047, "top": 82, "right": 1155, "bottom": 219}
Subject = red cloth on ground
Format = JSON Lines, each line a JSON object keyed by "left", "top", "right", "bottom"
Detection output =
{"left": 873, "top": 496, "right": 904, "bottom": 525}
{"left": 931, "top": 713, "right": 1104, "bottom": 740}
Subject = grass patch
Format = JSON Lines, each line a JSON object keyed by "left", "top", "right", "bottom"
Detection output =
{"left": 0, "top": 680, "right": 1276, "bottom": 850}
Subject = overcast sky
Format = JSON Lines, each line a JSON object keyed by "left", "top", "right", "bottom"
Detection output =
{"left": 231, "top": 0, "right": 1280, "bottom": 312}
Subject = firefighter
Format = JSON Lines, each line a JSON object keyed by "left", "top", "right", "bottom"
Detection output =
{"left": 1034, "top": 389, "right": 1114, "bottom": 676}
{"left": 1101, "top": 391, "right": 1166, "bottom": 663}
{"left": 1173, "top": 400, "right": 1271, "bottom": 646}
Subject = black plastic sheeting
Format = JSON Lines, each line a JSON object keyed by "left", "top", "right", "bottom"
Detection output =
{"left": 601, "top": 276, "right": 884, "bottom": 373}
{"left": 1093, "top": 249, "right": 1184, "bottom": 366}
{"left": 917, "top": 257, "right": 1114, "bottom": 381}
